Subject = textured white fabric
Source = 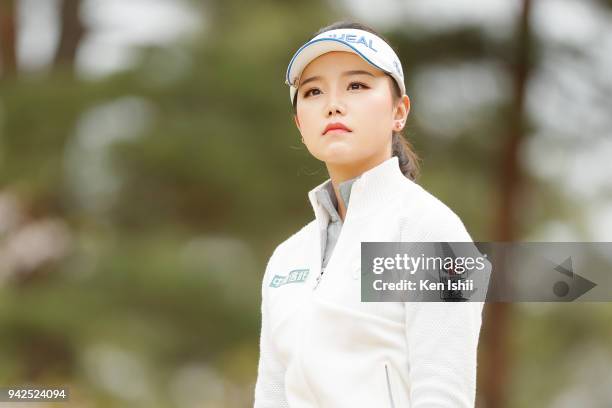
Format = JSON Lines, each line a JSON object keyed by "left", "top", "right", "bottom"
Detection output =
{"left": 254, "top": 156, "right": 484, "bottom": 408}
{"left": 254, "top": 250, "right": 291, "bottom": 408}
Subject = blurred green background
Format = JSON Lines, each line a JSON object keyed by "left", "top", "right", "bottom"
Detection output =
{"left": 1, "top": 0, "right": 611, "bottom": 407}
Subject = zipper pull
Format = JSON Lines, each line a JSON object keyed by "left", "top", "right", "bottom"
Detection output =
{"left": 313, "top": 268, "right": 325, "bottom": 290}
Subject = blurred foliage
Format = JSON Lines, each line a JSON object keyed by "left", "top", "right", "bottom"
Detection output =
{"left": 0, "top": 0, "right": 611, "bottom": 407}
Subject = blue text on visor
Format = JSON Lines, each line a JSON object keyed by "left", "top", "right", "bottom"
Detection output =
{"left": 325, "top": 33, "right": 379, "bottom": 52}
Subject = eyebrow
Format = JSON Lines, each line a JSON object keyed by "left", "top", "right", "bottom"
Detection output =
{"left": 299, "top": 70, "right": 376, "bottom": 87}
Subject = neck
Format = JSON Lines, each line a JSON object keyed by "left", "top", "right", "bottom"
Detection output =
{"left": 325, "top": 151, "right": 393, "bottom": 221}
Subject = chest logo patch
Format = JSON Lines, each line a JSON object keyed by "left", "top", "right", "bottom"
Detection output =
{"left": 269, "top": 269, "right": 310, "bottom": 288}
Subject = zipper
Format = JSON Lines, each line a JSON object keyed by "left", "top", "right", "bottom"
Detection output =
{"left": 312, "top": 179, "right": 361, "bottom": 291}
{"left": 384, "top": 363, "right": 396, "bottom": 408}
{"left": 313, "top": 213, "right": 351, "bottom": 291}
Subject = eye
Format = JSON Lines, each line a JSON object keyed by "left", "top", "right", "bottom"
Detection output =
{"left": 303, "top": 88, "right": 321, "bottom": 98}
{"left": 348, "top": 82, "right": 368, "bottom": 90}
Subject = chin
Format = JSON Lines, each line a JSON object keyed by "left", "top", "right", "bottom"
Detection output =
{"left": 318, "top": 146, "right": 368, "bottom": 165}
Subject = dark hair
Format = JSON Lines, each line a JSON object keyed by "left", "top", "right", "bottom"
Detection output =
{"left": 291, "top": 20, "right": 420, "bottom": 181}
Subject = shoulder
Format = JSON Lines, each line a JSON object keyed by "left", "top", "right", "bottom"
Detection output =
{"left": 263, "top": 219, "right": 317, "bottom": 277}
{"left": 395, "top": 178, "right": 472, "bottom": 242}
{"left": 272, "top": 219, "right": 317, "bottom": 258}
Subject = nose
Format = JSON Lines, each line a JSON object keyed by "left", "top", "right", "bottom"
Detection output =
{"left": 327, "top": 104, "right": 344, "bottom": 117}
{"left": 325, "top": 90, "right": 345, "bottom": 117}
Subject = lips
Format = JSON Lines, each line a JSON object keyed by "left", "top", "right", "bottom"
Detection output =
{"left": 323, "top": 122, "right": 352, "bottom": 135}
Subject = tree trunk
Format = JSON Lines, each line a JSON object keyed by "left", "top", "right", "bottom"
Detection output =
{"left": 53, "top": 0, "right": 85, "bottom": 71}
{"left": 479, "top": 1, "right": 533, "bottom": 407}
{"left": 0, "top": 0, "right": 17, "bottom": 78}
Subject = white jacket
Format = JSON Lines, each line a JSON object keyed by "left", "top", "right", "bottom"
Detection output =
{"left": 254, "top": 156, "right": 484, "bottom": 408}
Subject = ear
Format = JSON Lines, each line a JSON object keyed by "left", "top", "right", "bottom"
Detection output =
{"left": 393, "top": 94, "right": 411, "bottom": 122}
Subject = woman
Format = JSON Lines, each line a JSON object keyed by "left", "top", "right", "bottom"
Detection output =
{"left": 254, "top": 21, "right": 484, "bottom": 408}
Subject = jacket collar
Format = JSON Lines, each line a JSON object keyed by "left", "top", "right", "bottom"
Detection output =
{"left": 314, "top": 176, "right": 359, "bottom": 223}
{"left": 308, "top": 155, "right": 410, "bottom": 227}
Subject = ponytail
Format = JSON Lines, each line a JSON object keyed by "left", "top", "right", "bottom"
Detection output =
{"left": 392, "top": 131, "right": 420, "bottom": 181}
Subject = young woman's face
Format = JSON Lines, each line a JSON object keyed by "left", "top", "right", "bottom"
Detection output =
{"left": 294, "top": 51, "right": 406, "bottom": 166}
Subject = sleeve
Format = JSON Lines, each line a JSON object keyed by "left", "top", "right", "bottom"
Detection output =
{"left": 403, "top": 211, "right": 485, "bottom": 408}
{"left": 253, "top": 249, "right": 290, "bottom": 408}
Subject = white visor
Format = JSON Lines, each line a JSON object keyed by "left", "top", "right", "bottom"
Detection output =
{"left": 285, "top": 28, "right": 406, "bottom": 104}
